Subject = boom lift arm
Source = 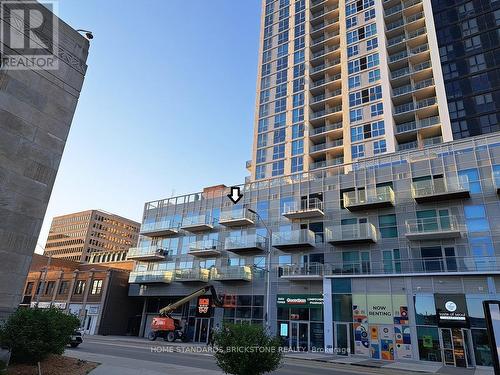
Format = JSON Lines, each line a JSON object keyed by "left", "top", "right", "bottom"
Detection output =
{"left": 159, "top": 285, "right": 223, "bottom": 317}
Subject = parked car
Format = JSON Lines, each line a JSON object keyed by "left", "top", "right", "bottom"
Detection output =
{"left": 69, "top": 329, "right": 84, "bottom": 348}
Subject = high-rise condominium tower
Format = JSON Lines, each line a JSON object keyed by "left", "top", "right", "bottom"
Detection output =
{"left": 249, "top": 0, "right": 499, "bottom": 180}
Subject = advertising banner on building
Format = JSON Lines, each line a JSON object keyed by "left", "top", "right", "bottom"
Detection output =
{"left": 394, "top": 325, "right": 412, "bottom": 359}
{"left": 435, "top": 294, "right": 469, "bottom": 328}
{"left": 276, "top": 294, "right": 323, "bottom": 308}
{"left": 367, "top": 295, "right": 393, "bottom": 324}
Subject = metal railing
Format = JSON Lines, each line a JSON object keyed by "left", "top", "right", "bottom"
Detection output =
{"left": 411, "top": 175, "right": 469, "bottom": 198}
{"left": 140, "top": 220, "right": 178, "bottom": 234}
{"left": 210, "top": 266, "right": 252, "bottom": 281}
{"left": 129, "top": 270, "right": 173, "bottom": 283}
{"left": 219, "top": 208, "right": 255, "bottom": 223}
{"left": 310, "top": 122, "right": 343, "bottom": 135}
{"left": 343, "top": 186, "right": 395, "bottom": 207}
{"left": 181, "top": 214, "right": 212, "bottom": 227}
{"left": 397, "top": 140, "right": 418, "bottom": 151}
{"left": 272, "top": 229, "right": 316, "bottom": 247}
{"left": 310, "top": 139, "right": 343, "bottom": 152}
{"left": 282, "top": 198, "right": 324, "bottom": 215}
{"left": 311, "top": 88, "right": 342, "bottom": 103}
{"left": 395, "top": 115, "right": 440, "bottom": 134}
{"left": 310, "top": 105, "right": 342, "bottom": 119}
{"left": 422, "top": 136, "right": 443, "bottom": 146}
{"left": 224, "top": 234, "right": 267, "bottom": 251}
{"left": 328, "top": 256, "right": 500, "bottom": 276}
{"left": 281, "top": 263, "right": 324, "bottom": 278}
{"left": 405, "top": 215, "right": 460, "bottom": 234}
{"left": 188, "top": 239, "right": 222, "bottom": 253}
{"left": 127, "top": 245, "right": 169, "bottom": 259}
{"left": 326, "top": 223, "right": 377, "bottom": 242}
{"left": 494, "top": 170, "right": 500, "bottom": 189}
{"left": 310, "top": 157, "right": 344, "bottom": 170}
{"left": 174, "top": 268, "right": 210, "bottom": 282}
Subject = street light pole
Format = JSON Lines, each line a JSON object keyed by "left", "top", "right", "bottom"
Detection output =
{"left": 248, "top": 208, "right": 272, "bottom": 334}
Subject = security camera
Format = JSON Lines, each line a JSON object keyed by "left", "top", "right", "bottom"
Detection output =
{"left": 85, "top": 32, "right": 94, "bottom": 40}
{"left": 77, "top": 29, "right": 94, "bottom": 40}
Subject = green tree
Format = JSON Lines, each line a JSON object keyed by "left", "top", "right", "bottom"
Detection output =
{"left": 213, "top": 324, "right": 283, "bottom": 375}
{"left": 0, "top": 308, "right": 80, "bottom": 364}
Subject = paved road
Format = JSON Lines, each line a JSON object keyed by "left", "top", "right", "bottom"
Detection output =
{"left": 65, "top": 336, "right": 429, "bottom": 375}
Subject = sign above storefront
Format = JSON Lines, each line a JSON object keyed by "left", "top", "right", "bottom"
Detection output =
{"left": 196, "top": 295, "right": 212, "bottom": 318}
{"left": 435, "top": 294, "right": 469, "bottom": 328}
{"left": 276, "top": 294, "right": 323, "bottom": 308}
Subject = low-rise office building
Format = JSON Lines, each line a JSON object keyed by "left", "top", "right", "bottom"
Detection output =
{"left": 23, "top": 254, "right": 142, "bottom": 336}
{"left": 128, "top": 133, "right": 500, "bottom": 369}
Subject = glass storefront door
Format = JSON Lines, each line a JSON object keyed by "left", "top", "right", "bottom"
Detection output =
{"left": 194, "top": 318, "right": 211, "bottom": 343}
{"left": 439, "top": 328, "right": 471, "bottom": 367}
{"left": 334, "top": 323, "right": 351, "bottom": 356}
{"left": 290, "top": 321, "right": 309, "bottom": 351}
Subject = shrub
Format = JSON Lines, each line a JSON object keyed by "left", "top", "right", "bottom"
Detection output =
{"left": 0, "top": 308, "right": 80, "bottom": 364}
{"left": 213, "top": 324, "right": 283, "bottom": 375}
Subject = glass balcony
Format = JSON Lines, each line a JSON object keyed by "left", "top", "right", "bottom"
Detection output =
{"left": 326, "top": 223, "right": 377, "bottom": 245}
{"left": 224, "top": 234, "right": 267, "bottom": 254}
{"left": 219, "top": 208, "right": 256, "bottom": 227}
{"left": 280, "top": 263, "right": 324, "bottom": 280}
{"left": 343, "top": 186, "right": 395, "bottom": 211}
{"left": 210, "top": 266, "right": 252, "bottom": 282}
{"left": 411, "top": 175, "right": 470, "bottom": 203}
{"left": 188, "top": 239, "right": 222, "bottom": 257}
{"left": 282, "top": 198, "right": 324, "bottom": 219}
{"left": 128, "top": 270, "right": 173, "bottom": 284}
{"left": 272, "top": 229, "right": 316, "bottom": 250}
{"left": 406, "top": 215, "right": 461, "bottom": 240}
{"left": 127, "top": 245, "right": 169, "bottom": 261}
{"left": 328, "top": 256, "right": 499, "bottom": 276}
{"left": 180, "top": 214, "right": 213, "bottom": 232}
{"left": 494, "top": 170, "right": 500, "bottom": 194}
{"left": 140, "top": 220, "right": 179, "bottom": 237}
{"left": 174, "top": 268, "right": 210, "bottom": 282}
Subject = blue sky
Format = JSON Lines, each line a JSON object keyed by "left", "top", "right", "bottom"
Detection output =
{"left": 37, "top": 0, "right": 261, "bottom": 250}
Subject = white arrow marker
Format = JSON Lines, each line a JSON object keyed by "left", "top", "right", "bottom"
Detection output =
{"left": 227, "top": 186, "right": 243, "bottom": 204}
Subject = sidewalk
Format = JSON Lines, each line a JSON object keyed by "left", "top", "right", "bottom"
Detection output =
{"left": 285, "top": 351, "right": 493, "bottom": 375}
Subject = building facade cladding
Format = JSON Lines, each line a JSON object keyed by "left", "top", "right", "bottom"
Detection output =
{"left": 0, "top": 5, "right": 89, "bottom": 320}
{"left": 431, "top": 0, "right": 500, "bottom": 139}
{"left": 44, "top": 210, "right": 140, "bottom": 263}
{"left": 129, "top": 133, "right": 500, "bottom": 368}
{"left": 249, "top": 0, "right": 456, "bottom": 181}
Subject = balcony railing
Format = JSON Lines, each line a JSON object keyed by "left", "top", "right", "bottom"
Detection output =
{"left": 210, "top": 266, "right": 252, "bottom": 282}
{"left": 405, "top": 215, "right": 461, "bottom": 240}
{"left": 280, "top": 263, "right": 324, "bottom": 280}
{"left": 219, "top": 208, "right": 255, "bottom": 227}
{"left": 129, "top": 270, "right": 173, "bottom": 284}
{"left": 127, "top": 245, "right": 169, "bottom": 261}
{"left": 174, "top": 268, "right": 210, "bottom": 282}
{"left": 422, "top": 136, "right": 443, "bottom": 147}
{"left": 310, "top": 139, "right": 343, "bottom": 153}
{"left": 310, "top": 122, "right": 343, "bottom": 136}
{"left": 310, "top": 157, "right": 344, "bottom": 170}
{"left": 398, "top": 140, "right": 418, "bottom": 151}
{"left": 272, "top": 229, "right": 316, "bottom": 250}
{"left": 328, "top": 256, "right": 500, "bottom": 276}
{"left": 395, "top": 116, "right": 440, "bottom": 134}
{"left": 411, "top": 175, "right": 470, "bottom": 202}
{"left": 326, "top": 223, "right": 377, "bottom": 245}
{"left": 343, "top": 186, "right": 395, "bottom": 211}
{"left": 180, "top": 214, "right": 213, "bottom": 232}
{"left": 224, "top": 234, "right": 267, "bottom": 253}
{"left": 188, "top": 239, "right": 222, "bottom": 257}
{"left": 310, "top": 105, "right": 342, "bottom": 120}
{"left": 140, "top": 220, "right": 179, "bottom": 237}
{"left": 282, "top": 198, "right": 325, "bottom": 219}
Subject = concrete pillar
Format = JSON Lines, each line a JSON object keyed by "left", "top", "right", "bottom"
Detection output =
{"left": 323, "top": 277, "right": 333, "bottom": 354}
{"left": 79, "top": 271, "right": 94, "bottom": 328}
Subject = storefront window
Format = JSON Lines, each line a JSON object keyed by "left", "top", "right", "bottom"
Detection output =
{"left": 290, "top": 308, "right": 309, "bottom": 321}
{"left": 466, "top": 295, "right": 488, "bottom": 328}
{"left": 332, "top": 278, "right": 351, "bottom": 293}
{"left": 277, "top": 307, "right": 289, "bottom": 320}
{"left": 472, "top": 329, "right": 493, "bottom": 366}
{"left": 310, "top": 307, "right": 323, "bottom": 321}
{"left": 417, "top": 326, "right": 441, "bottom": 362}
{"left": 236, "top": 306, "right": 251, "bottom": 319}
{"left": 414, "top": 295, "right": 438, "bottom": 326}
{"left": 310, "top": 322, "right": 324, "bottom": 350}
{"left": 333, "top": 294, "right": 353, "bottom": 322}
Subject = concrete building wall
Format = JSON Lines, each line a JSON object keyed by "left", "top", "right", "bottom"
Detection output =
{"left": 0, "top": 3, "right": 89, "bottom": 320}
